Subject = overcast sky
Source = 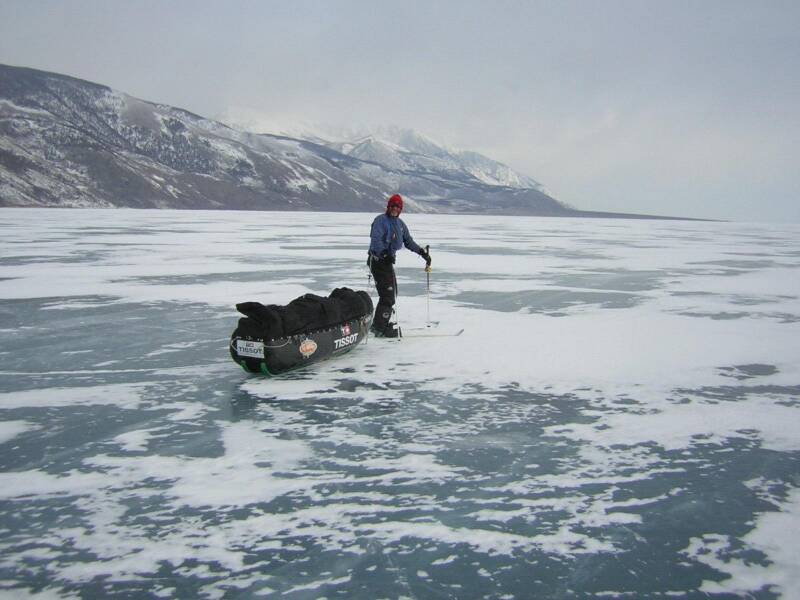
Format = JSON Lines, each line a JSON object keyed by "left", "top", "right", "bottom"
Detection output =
{"left": 1, "top": 0, "right": 798, "bottom": 221}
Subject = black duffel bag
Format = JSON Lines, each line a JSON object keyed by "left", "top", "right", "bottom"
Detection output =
{"left": 282, "top": 293, "right": 342, "bottom": 335}
{"left": 329, "top": 287, "right": 373, "bottom": 321}
{"left": 235, "top": 288, "right": 373, "bottom": 340}
{"left": 235, "top": 302, "right": 285, "bottom": 340}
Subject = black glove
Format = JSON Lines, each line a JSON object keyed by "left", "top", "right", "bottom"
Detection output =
{"left": 418, "top": 247, "right": 432, "bottom": 267}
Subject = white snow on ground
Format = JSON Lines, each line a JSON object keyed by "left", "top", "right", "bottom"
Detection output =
{"left": 0, "top": 383, "right": 147, "bottom": 409}
{"left": 113, "top": 428, "right": 154, "bottom": 452}
{"left": 0, "top": 208, "right": 798, "bottom": 597}
{"left": 683, "top": 484, "right": 800, "bottom": 599}
{"left": 0, "top": 420, "right": 35, "bottom": 444}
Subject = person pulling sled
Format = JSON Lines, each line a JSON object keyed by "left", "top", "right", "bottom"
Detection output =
{"left": 368, "top": 194, "right": 431, "bottom": 338}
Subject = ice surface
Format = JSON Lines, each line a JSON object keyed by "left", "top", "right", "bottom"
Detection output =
{"left": 1, "top": 208, "right": 798, "bottom": 598}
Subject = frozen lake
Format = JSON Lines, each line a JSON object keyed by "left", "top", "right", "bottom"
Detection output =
{"left": 1, "top": 208, "right": 799, "bottom": 599}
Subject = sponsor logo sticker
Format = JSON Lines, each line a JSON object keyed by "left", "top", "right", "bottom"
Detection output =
{"left": 236, "top": 339, "right": 264, "bottom": 359}
{"left": 299, "top": 339, "right": 318, "bottom": 358}
{"left": 334, "top": 332, "right": 359, "bottom": 350}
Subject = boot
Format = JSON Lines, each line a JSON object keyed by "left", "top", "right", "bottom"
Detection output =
{"left": 382, "top": 323, "right": 401, "bottom": 338}
{"left": 370, "top": 322, "right": 401, "bottom": 338}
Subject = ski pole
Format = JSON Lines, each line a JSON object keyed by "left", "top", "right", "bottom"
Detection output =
{"left": 393, "top": 268, "right": 402, "bottom": 340}
{"left": 365, "top": 254, "right": 372, "bottom": 343}
{"left": 425, "top": 245, "right": 431, "bottom": 327}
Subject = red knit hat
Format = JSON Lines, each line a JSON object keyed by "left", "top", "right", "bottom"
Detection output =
{"left": 387, "top": 194, "right": 403, "bottom": 212}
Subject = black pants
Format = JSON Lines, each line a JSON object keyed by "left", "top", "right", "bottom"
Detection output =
{"left": 369, "top": 256, "right": 397, "bottom": 331}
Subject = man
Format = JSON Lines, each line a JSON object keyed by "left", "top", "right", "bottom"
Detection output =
{"left": 368, "top": 194, "right": 431, "bottom": 338}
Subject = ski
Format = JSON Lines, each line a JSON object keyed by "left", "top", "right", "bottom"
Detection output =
{"left": 402, "top": 328, "right": 464, "bottom": 338}
{"left": 402, "top": 321, "right": 441, "bottom": 332}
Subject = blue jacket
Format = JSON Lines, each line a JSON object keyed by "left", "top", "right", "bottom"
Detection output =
{"left": 369, "top": 213, "right": 422, "bottom": 259}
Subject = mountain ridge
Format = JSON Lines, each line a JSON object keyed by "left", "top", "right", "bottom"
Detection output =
{"left": 216, "top": 115, "right": 550, "bottom": 193}
{"left": 0, "top": 64, "right": 696, "bottom": 219}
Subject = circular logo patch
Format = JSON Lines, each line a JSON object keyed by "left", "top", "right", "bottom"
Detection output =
{"left": 299, "top": 339, "right": 318, "bottom": 358}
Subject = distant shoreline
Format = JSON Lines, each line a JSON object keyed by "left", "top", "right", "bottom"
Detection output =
{"left": 0, "top": 205, "right": 717, "bottom": 221}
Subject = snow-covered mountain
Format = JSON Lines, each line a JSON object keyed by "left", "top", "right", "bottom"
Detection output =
{"left": 218, "top": 114, "right": 549, "bottom": 192}
{"left": 328, "top": 129, "right": 548, "bottom": 191}
{"left": 0, "top": 63, "right": 575, "bottom": 214}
